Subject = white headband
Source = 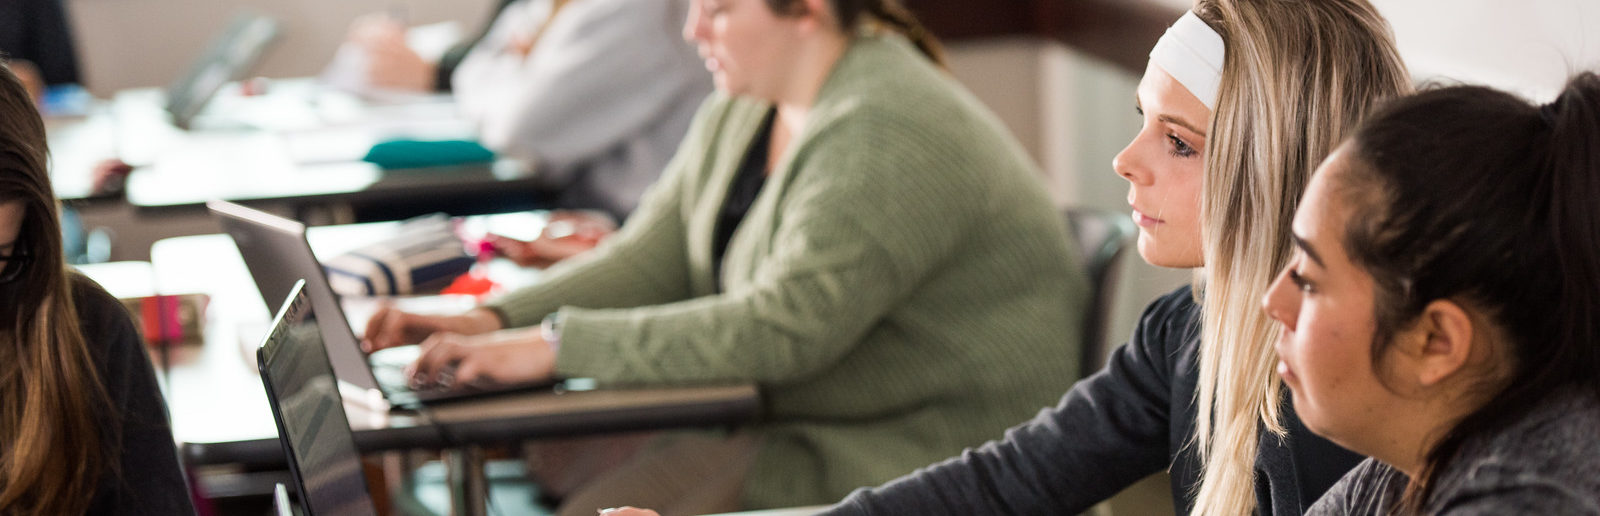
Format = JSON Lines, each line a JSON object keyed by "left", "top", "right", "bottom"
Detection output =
{"left": 1149, "top": 11, "right": 1226, "bottom": 110}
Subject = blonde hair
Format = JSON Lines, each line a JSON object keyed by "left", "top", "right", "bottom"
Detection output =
{"left": 0, "top": 65, "right": 113, "bottom": 515}
{"left": 1188, "top": 1, "right": 1409, "bottom": 513}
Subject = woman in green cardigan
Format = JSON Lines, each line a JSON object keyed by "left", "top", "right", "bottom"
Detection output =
{"left": 364, "top": 0, "right": 1088, "bottom": 512}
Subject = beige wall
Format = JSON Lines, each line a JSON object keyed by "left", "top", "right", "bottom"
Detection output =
{"left": 67, "top": 0, "right": 497, "bottom": 95}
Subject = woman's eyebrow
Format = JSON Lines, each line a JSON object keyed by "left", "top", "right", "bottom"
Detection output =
{"left": 1291, "top": 233, "right": 1325, "bottom": 267}
{"left": 1158, "top": 114, "right": 1207, "bottom": 137}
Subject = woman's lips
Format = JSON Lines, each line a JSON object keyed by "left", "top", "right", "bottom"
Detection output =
{"left": 1275, "top": 344, "right": 1299, "bottom": 386}
{"left": 1132, "top": 209, "right": 1164, "bottom": 228}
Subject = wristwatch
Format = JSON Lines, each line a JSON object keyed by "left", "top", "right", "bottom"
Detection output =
{"left": 540, "top": 312, "right": 564, "bottom": 353}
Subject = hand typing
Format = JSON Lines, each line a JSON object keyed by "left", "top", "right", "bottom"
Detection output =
{"left": 361, "top": 305, "right": 503, "bottom": 352}
{"left": 405, "top": 327, "right": 556, "bottom": 388}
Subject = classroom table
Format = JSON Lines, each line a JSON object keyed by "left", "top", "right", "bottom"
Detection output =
{"left": 46, "top": 79, "right": 547, "bottom": 223}
{"left": 131, "top": 211, "right": 760, "bottom": 516}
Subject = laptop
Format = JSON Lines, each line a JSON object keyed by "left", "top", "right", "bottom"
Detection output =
{"left": 165, "top": 13, "right": 282, "bottom": 130}
{"left": 210, "top": 199, "right": 554, "bottom": 409}
{"left": 257, "top": 281, "right": 380, "bottom": 516}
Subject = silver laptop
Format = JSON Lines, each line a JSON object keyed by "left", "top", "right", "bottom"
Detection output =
{"left": 258, "top": 281, "right": 379, "bottom": 516}
{"left": 211, "top": 199, "right": 554, "bottom": 409}
{"left": 165, "top": 13, "right": 281, "bottom": 129}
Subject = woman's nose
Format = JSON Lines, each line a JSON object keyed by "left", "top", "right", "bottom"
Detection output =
{"left": 1262, "top": 268, "right": 1300, "bottom": 331}
{"left": 1112, "top": 137, "right": 1150, "bottom": 186}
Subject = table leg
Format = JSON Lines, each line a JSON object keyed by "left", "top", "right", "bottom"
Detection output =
{"left": 444, "top": 446, "right": 488, "bottom": 516}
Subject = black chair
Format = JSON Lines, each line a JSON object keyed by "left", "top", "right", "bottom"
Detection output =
{"left": 1064, "top": 207, "right": 1138, "bottom": 378}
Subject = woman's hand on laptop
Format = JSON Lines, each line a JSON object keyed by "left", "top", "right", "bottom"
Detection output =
{"left": 362, "top": 305, "right": 504, "bottom": 352}
{"left": 405, "top": 327, "right": 555, "bottom": 389}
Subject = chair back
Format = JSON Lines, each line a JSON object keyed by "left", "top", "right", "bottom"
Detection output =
{"left": 1064, "top": 207, "right": 1137, "bottom": 377}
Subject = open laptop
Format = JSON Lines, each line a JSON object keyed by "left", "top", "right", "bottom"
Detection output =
{"left": 257, "top": 280, "right": 380, "bottom": 516}
{"left": 165, "top": 13, "right": 281, "bottom": 129}
{"left": 211, "top": 199, "right": 554, "bottom": 409}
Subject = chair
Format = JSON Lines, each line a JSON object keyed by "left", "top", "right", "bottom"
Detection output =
{"left": 1064, "top": 207, "right": 1138, "bottom": 378}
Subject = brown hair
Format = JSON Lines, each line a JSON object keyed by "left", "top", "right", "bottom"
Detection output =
{"left": 1341, "top": 73, "right": 1600, "bottom": 513}
{"left": 1187, "top": 0, "right": 1410, "bottom": 513}
{"left": 0, "top": 63, "right": 113, "bottom": 515}
{"left": 764, "top": 0, "right": 945, "bottom": 65}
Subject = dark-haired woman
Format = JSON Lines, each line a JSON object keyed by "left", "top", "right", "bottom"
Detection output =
{"left": 360, "top": 0, "right": 1088, "bottom": 513}
{"left": 1264, "top": 72, "right": 1600, "bottom": 514}
{"left": 0, "top": 65, "right": 194, "bottom": 515}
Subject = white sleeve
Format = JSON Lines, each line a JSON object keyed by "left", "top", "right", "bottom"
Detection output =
{"left": 458, "top": 0, "right": 704, "bottom": 176}
{"left": 450, "top": 0, "right": 539, "bottom": 122}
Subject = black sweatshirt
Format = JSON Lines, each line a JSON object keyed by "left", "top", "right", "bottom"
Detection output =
{"left": 73, "top": 274, "right": 197, "bottom": 515}
{"left": 823, "top": 286, "right": 1363, "bottom": 515}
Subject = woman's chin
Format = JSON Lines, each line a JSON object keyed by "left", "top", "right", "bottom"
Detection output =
{"left": 1135, "top": 243, "right": 1202, "bottom": 270}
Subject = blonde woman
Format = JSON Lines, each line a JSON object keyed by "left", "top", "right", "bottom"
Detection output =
{"left": 0, "top": 65, "right": 194, "bottom": 515}
{"left": 793, "top": 1, "right": 1410, "bottom": 514}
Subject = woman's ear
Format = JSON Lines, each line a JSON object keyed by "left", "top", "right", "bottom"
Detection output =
{"left": 795, "top": 0, "right": 835, "bottom": 32}
{"left": 1406, "top": 299, "right": 1477, "bottom": 387}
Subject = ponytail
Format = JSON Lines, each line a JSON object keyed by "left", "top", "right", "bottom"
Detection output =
{"left": 859, "top": 0, "right": 945, "bottom": 65}
{"left": 1543, "top": 72, "right": 1600, "bottom": 367}
{"left": 766, "top": 0, "right": 946, "bottom": 65}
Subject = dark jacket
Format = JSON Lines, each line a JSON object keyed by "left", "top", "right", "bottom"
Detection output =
{"left": 824, "top": 286, "right": 1364, "bottom": 515}
{"left": 1310, "top": 389, "right": 1600, "bottom": 515}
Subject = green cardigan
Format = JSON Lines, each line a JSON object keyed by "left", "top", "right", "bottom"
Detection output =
{"left": 487, "top": 33, "right": 1088, "bottom": 508}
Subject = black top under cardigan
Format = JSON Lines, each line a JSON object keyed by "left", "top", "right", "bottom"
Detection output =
{"left": 823, "top": 285, "right": 1364, "bottom": 515}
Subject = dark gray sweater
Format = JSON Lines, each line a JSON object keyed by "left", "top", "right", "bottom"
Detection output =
{"left": 74, "top": 275, "right": 197, "bottom": 515}
{"left": 1308, "top": 389, "right": 1600, "bottom": 515}
{"left": 821, "top": 286, "right": 1364, "bottom": 515}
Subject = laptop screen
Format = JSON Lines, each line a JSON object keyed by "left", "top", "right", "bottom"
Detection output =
{"left": 212, "top": 199, "right": 380, "bottom": 393}
{"left": 258, "top": 282, "right": 379, "bottom": 516}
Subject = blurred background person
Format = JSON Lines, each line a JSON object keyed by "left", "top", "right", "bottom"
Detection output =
{"left": 0, "top": 0, "right": 81, "bottom": 102}
{"left": 336, "top": 0, "right": 712, "bottom": 267}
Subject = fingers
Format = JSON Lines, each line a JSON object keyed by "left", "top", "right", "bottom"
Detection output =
{"left": 407, "top": 333, "right": 469, "bottom": 388}
{"left": 363, "top": 306, "right": 403, "bottom": 351}
{"left": 485, "top": 234, "right": 544, "bottom": 267}
{"left": 598, "top": 508, "right": 659, "bottom": 516}
{"left": 483, "top": 233, "right": 532, "bottom": 256}
{"left": 410, "top": 328, "right": 555, "bottom": 389}
{"left": 452, "top": 353, "right": 497, "bottom": 389}
{"left": 361, "top": 305, "right": 394, "bottom": 352}
{"left": 363, "top": 305, "right": 427, "bottom": 352}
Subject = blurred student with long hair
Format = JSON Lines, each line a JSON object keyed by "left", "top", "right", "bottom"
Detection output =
{"left": 0, "top": 64, "right": 194, "bottom": 515}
